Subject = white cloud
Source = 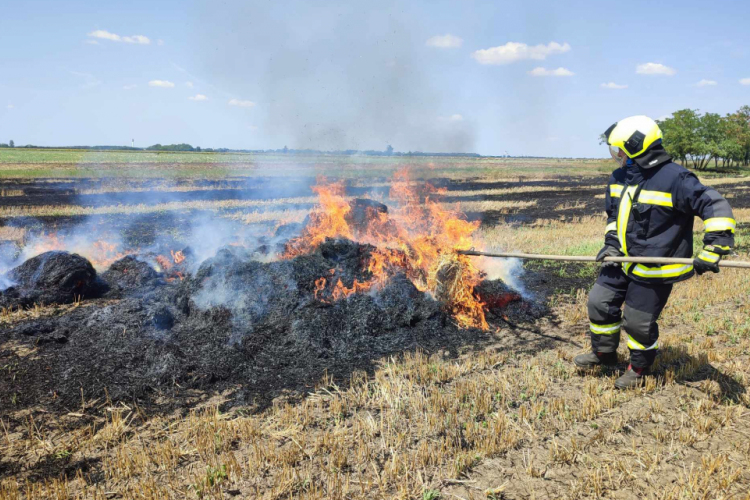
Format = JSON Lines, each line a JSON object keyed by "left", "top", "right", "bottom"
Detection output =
{"left": 228, "top": 98, "right": 256, "bottom": 108}
{"left": 123, "top": 84, "right": 137, "bottom": 90}
{"left": 148, "top": 80, "right": 175, "bottom": 88}
{"left": 636, "top": 62, "right": 676, "bottom": 75}
{"left": 85, "top": 40, "right": 99, "bottom": 45}
{"left": 695, "top": 79, "right": 718, "bottom": 87}
{"left": 439, "top": 114, "right": 464, "bottom": 122}
{"left": 740, "top": 78, "right": 750, "bottom": 86}
{"left": 6, "top": 104, "right": 13, "bottom": 110}
{"left": 87, "top": 30, "right": 151, "bottom": 45}
{"left": 185, "top": 81, "right": 194, "bottom": 88}
{"left": 528, "top": 67, "right": 574, "bottom": 77}
{"left": 425, "top": 34, "right": 463, "bottom": 49}
{"left": 472, "top": 41, "right": 570, "bottom": 65}
{"left": 601, "top": 82, "right": 628, "bottom": 89}
{"left": 189, "top": 94, "right": 208, "bottom": 101}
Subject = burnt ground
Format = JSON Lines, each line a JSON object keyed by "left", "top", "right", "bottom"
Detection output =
{"left": 0, "top": 176, "right": 609, "bottom": 241}
{"left": 5, "top": 175, "right": 750, "bottom": 237}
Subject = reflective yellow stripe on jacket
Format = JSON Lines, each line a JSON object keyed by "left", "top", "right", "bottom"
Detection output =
{"left": 637, "top": 190, "right": 673, "bottom": 207}
{"left": 631, "top": 263, "right": 693, "bottom": 278}
{"left": 617, "top": 185, "right": 637, "bottom": 255}
{"left": 704, "top": 217, "right": 736, "bottom": 233}
{"left": 609, "top": 184, "right": 624, "bottom": 198}
{"left": 698, "top": 250, "right": 720, "bottom": 263}
{"left": 615, "top": 185, "right": 693, "bottom": 279}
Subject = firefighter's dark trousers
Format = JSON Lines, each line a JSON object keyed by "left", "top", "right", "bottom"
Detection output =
{"left": 587, "top": 266, "right": 673, "bottom": 368}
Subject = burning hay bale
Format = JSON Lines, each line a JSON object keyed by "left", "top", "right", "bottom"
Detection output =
{"left": 345, "top": 198, "right": 394, "bottom": 235}
{"left": 432, "top": 252, "right": 488, "bottom": 330}
{"left": 0, "top": 172, "right": 537, "bottom": 415}
{"left": 0, "top": 251, "right": 100, "bottom": 308}
{"left": 101, "top": 255, "right": 163, "bottom": 297}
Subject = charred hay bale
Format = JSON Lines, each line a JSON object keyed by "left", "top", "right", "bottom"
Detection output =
{"left": 190, "top": 258, "right": 302, "bottom": 329}
{"left": 292, "top": 274, "right": 443, "bottom": 346}
{"left": 474, "top": 279, "right": 547, "bottom": 323}
{"left": 346, "top": 198, "right": 387, "bottom": 231}
{"left": 101, "top": 255, "right": 162, "bottom": 297}
{"left": 193, "top": 246, "right": 254, "bottom": 283}
{"left": 318, "top": 238, "right": 374, "bottom": 279}
{"left": 1, "top": 251, "right": 100, "bottom": 307}
{"left": 373, "top": 273, "right": 443, "bottom": 329}
{"left": 474, "top": 279, "right": 521, "bottom": 311}
{"left": 291, "top": 282, "right": 445, "bottom": 357}
{"left": 346, "top": 198, "right": 399, "bottom": 238}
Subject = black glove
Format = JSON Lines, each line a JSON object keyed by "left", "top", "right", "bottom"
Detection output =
{"left": 596, "top": 245, "right": 623, "bottom": 267}
{"left": 694, "top": 245, "right": 730, "bottom": 275}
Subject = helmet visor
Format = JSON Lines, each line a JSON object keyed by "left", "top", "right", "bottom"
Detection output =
{"left": 609, "top": 145, "right": 626, "bottom": 166}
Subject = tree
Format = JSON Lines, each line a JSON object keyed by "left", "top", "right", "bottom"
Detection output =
{"left": 8, "top": 140, "right": 14, "bottom": 148}
{"left": 385, "top": 144, "right": 394, "bottom": 155}
{"left": 698, "top": 113, "right": 723, "bottom": 170}
{"left": 659, "top": 109, "right": 705, "bottom": 168}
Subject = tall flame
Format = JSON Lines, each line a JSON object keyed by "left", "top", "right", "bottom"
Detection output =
{"left": 284, "top": 169, "right": 488, "bottom": 330}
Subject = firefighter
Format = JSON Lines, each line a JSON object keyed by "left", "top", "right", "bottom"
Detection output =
{"left": 574, "top": 115, "right": 736, "bottom": 389}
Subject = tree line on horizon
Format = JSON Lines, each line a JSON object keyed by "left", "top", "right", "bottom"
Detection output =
{"left": 658, "top": 106, "right": 750, "bottom": 170}
{"left": 0, "top": 141, "right": 482, "bottom": 157}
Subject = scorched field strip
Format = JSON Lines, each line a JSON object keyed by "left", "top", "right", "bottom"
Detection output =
{"left": 2, "top": 155, "right": 750, "bottom": 500}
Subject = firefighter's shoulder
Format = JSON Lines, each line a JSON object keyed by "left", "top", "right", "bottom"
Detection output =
{"left": 609, "top": 166, "right": 627, "bottom": 183}
{"left": 659, "top": 160, "right": 691, "bottom": 177}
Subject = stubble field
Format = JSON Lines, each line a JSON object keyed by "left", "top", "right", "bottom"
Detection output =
{"left": 1, "top": 150, "right": 750, "bottom": 500}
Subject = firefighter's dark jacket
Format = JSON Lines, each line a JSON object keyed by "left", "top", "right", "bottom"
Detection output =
{"left": 604, "top": 146, "right": 735, "bottom": 284}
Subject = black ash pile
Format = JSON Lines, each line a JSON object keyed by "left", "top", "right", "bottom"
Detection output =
{"left": 0, "top": 202, "right": 542, "bottom": 414}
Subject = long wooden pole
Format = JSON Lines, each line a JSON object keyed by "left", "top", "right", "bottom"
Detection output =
{"left": 457, "top": 250, "right": 750, "bottom": 269}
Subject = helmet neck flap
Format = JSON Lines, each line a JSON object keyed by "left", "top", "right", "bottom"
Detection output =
{"left": 632, "top": 142, "right": 671, "bottom": 169}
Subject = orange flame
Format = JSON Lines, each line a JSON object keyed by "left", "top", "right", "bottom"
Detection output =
{"left": 22, "top": 232, "right": 128, "bottom": 270}
{"left": 284, "top": 169, "right": 488, "bottom": 330}
{"left": 171, "top": 250, "right": 186, "bottom": 264}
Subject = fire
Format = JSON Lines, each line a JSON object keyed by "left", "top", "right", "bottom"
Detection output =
{"left": 284, "top": 181, "right": 352, "bottom": 257}
{"left": 283, "top": 169, "right": 488, "bottom": 330}
{"left": 171, "top": 250, "right": 186, "bottom": 264}
{"left": 21, "top": 232, "right": 128, "bottom": 270}
{"left": 154, "top": 249, "right": 188, "bottom": 281}
{"left": 155, "top": 255, "right": 173, "bottom": 271}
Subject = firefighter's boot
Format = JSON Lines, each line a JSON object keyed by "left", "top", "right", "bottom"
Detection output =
{"left": 574, "top": 351, "right": 617, "bottom": 369}
{"left": 614, "top": 365, "right": 648, "bottom": 389}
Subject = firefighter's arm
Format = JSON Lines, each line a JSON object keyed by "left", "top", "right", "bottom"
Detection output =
{"left": 603, "top": 176, "right": 620, "bottom": 250}
{"left": 598, "top": 176, "right": 622, "bottom": 264}
{"left": 676, "top": 172, "right": 736, "bottom": 273}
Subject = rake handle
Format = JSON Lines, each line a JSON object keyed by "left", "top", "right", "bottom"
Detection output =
{"left": 457, "top": 250, "right": 750, "bottom": 269}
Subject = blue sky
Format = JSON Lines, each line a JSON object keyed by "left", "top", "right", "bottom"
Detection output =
{"left": 1, "top": 0, "right": 749, "bottom": 157}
